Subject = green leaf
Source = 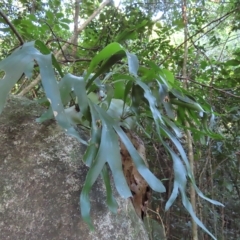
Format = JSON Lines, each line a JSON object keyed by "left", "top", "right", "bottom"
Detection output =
{"left": 61, "top": 18, "right": 72, "bottom": 24}
{"left": 171, "top": 98, "right": 204, "bottom": 112}
{"left": 123, "top": 80, "right": 134, "bottom": 105}
{"left": 126, "top": 52, "right": 139, "bottom": 76}
{"left": 114, "top": 125, "right": 166, "bottom": 193}
{"left": 34, "top": 52, "right": 87, "bottom": 145}
{"left": 186, "top": 108, "right": 201, "bottom": 126}
{"left": 37, "top": 73, "right": 90, "bottom": 127}
{"left": 35, "top": 40, "right": 64, "bottom": 77}
{"left": 160, "top": 123, "right": 223, "bottom": 207}
{"left": 159, "top": 69, "right": 175, "bottom": 88}
{"left": 80, "top": 108, "right": 132, "bottom": 228}
{"left": 175, "top": 106, "right": 185, "bottom": 125}
{"left": 163, "top": 101, "right": 175, "bottom": 119}
{"left": 0, "top": 42, "right": 87, "bottom": 146}
{"left": 94, "top": 105, "right": 139, "bottom": 195}
{"left": 46, "top": 11, "right": 54, "bottom": 21}
{"left": 0, "top": 42, "right": 35, "bottom": 113}
{"left": 113, "top": 81, "right": 125, "bottom": 99}
{"left": 158, "top": 83, "right": 168, "bottom": 103}
{"left": 132, "top": 84, "right": 144, "bottom": 114}
{"left": 36, "top": 107, "right": 54, "bottom": 123}
{"left": 171, "top": 89, "right": 204, "bottom": 112}
{"left": 28, "top": 14, "right": 37, "bottom": 21}
{"left": 102, "top": 84, "right": 114, "bottom": 109}
{"left": 24, "top": 61, "right": 34, "bottom": 79}
{"left": 163, "top": 144, "right": 217, "bottom": 240}
{"left": 181, "top": 193, "right": 217, "bottom": 240}
{"left": 101, "top": 165, "right": 118, "bottom": 213}
{"left": 85, "top": 43, "right": 139, "bottom": 89}
{"left": 86, "top": 51, "right": 126, "bottom": 89}
{"left": 225, "top": 59, "right": 240, "bottom": 66}
{"left": 56, "top": 13, "right": 64, "bottom": 18}
{"left": 136, "top": 78, "right": 164, "bottom": 124}
{"left": 115, "top": 29, "right": 136, "bottom": 43}
{"left": 59, "top": 22, "right": 69, "bottom": 30}
{"left": 60, "top": 74, "right": 89, "bottom": 118}
{"left": 157, "top": 83, "right": 175, "bottom": 119}
{"left": 80, "top": 143, "right": 106, "bottom": 229}
{"left": 0, "top": 40, "right": 222, "bottom": 240}
{"left": 165, "top": 148, "right": 187, "bottom": 211}
{"left": 100, "top": 124, "right": 131, "bottom": 198}
{"left": 162, "top": 116, "right": 182, "bottom": 138}
{"left": 86, "top": 42, "right": 124, "bottom": 80}
{"left": 83, "top": 102, "right": 101, "bottom": 167}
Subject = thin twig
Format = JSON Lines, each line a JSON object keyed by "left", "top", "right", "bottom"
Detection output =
{"left": 147, "top": 207, "right": 167, "bottom": 239}
{"left": 72, "top": 0, "right": 80, "bottom": 57}
{"left": 176, "top": 76, "right": 240, "bottom": 98}
{"left": 159, "top": 7, "right": 238, "bottom": 66}
{"left": 55, "top": 0, "right": 111, "bottom": 59}
{"left": 44, "top": 22, "right": 68, "bottom": 61}
{"left": 45, "top": 38, "right": 100, "bottom": 50}
{"left": 189, "top": 37, "right": 215, "bottom": 85}
{"left": 0, "top": 9, "right": 24, "bottom": 45}
{"left": 18, "top": 0, "right": 111, "bottom": 96}
{"left": 59, "top": 58, "right": 91, "bottom": 63}
{"left": 217, "top": 34, "right": 230, "bottom": 62}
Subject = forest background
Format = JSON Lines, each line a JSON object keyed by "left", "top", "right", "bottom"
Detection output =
{"left": 0, "top": 0, "right": 240, "bottom": 239}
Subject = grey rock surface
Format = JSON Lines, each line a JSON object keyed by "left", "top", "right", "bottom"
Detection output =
{"left": 0, "top": 96, "right": 149, "bottom": 240}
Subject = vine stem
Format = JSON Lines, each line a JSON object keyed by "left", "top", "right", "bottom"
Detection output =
{"left": 0, "top": 9, "right": 24, "bottom": 45}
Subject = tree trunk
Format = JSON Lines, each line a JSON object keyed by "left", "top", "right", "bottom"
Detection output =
{"left": 181, "top": 0, "right": 198, "bottom": 239}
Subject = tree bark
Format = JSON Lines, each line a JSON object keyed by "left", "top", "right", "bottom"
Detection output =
{"left": 181, "top": 0, "right": 198, "bottom": 239}
{"left": 72, "top": 0, "right": 81, "bottom": 58}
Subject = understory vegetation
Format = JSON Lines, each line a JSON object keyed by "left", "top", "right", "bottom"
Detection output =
{"left": 0, "top": 0, "right": 240, "bottom": 239}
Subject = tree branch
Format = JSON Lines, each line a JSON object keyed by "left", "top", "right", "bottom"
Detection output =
{"left": 45, "top": 38, "right": 100, "bottom": 51}
{"left": 59, "top": 58, "right": 91, "bottom": 63}
{"left": 177, "top": 76, "right": 240, "bottom": 98}
{"left": 159, "top": 7, "right": 238, "bottom": 66}
{"left": 181, "top": 1, "right": 198, "bottom": 238}
{"left": 55, "top": 0, "right": 111, "bottom": 59}
{"left": 0, "top": 9, "right": 24, "bottom": 45}
{"left": 72, "top": 0, "right": 80, "bottom": 57}
{"left": 18, "top": 0, "right": 111, "bottom": 96}
{"left": 44, "top": 22, "right": 68, "bottom": 62}
{"left": 18, "top": 74, "right": 42, "bottom": 97}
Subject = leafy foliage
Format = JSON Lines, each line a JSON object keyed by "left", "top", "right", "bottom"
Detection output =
{"left": 0, "top": 39, "right": 223, "bottom": 239}
{"left": 1, "top": 0, "right": 240, "bottom": 239}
